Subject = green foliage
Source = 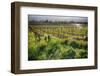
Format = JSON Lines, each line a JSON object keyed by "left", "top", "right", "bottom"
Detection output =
{"left": 74, "top": 49, "right": 87, "bottom": 58}
{"left": 69, "top": 40, "right": 79, "bottom": 48}
{"left": 79, "top": 49, "right": 88, "bottom": 58}
{"left": 28, "top": 23, "right": 88, "bottom": 60}
{"left": 62, "top": 47, "right": 76, "bottom": 59}
{"left": 68, "top": 40, "right": 88, "bottom": 50}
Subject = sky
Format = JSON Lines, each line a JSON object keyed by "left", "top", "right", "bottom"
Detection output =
{"left": 28, "top": 15, "right": 88, "bottom": 23}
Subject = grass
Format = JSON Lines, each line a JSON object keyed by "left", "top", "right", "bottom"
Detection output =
{"left": 28, "top": 24, "right": 88, "bottom": 60}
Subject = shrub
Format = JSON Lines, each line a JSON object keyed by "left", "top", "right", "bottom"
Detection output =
{"left": 62, "top": 47, "right": 76, "bottom": 59}
{"left": 61, "top": 39, "right": 69, "bottom": 45}
{"left": 37, "top": 53, "right": 47, "bottom": 60}
{"left": 47, "top": 43, "right": 63, "bottom": 59}
{"left": 28, "top": 32, "right": 38, "bottom": 60}
{"left": 78, "top": 41, "right": 88, "bottom": 50}
{"left": 28, "top": 32, "right": 35, "bottom": 48}
{"left": 69, "top": 40, "right": 79, "bottom": 48}
{"left": 79, "top": 50, "right": 88, "bottom": 58}
{"left": 28, "top": 47, "right": 37, "bottom": 60}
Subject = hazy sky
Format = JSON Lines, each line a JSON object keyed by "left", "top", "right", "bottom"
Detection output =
{"left": 28, "top": 15, "right": 88, "bottom": 23}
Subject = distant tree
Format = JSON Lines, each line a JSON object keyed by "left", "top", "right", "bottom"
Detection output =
{"left": 45, "top": 20, "right": 49, "bottom": 23}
